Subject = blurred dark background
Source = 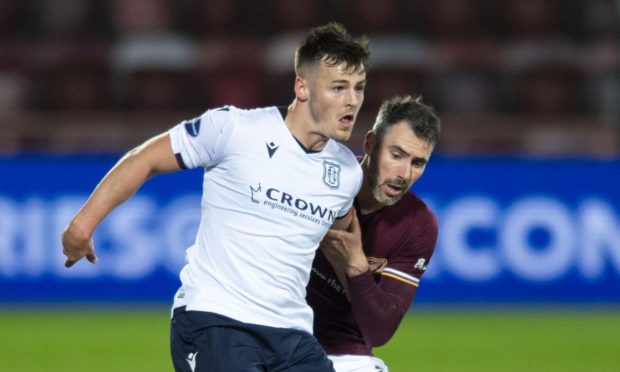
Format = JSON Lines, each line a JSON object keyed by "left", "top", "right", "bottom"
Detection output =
{"left": 0, "top": 0, "right": 619, "bottom": 156}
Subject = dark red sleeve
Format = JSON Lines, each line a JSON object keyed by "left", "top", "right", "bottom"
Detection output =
{"left": 345, "top": 270, "right": 416, "bottom": 347}
{"left": 346, "top": 210, "right": 438, "bottom": 347}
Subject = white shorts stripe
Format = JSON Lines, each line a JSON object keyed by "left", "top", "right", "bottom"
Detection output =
{"left": 328, "top": 354, "right": 388, "bottom": 372}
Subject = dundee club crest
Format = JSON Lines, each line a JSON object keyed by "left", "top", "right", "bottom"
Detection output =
{"left": 322, "top": 161, "right": 341, "bottom": 189}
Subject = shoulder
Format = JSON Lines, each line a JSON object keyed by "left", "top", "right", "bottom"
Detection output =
{"left": 402, "top": 192, "right": 435, "bottom": 216}
{"left": 201, "top": 105, "right": 279, "bottom": 122}
{"left": 395, "top": 192, "right": 438, "bottom": 233}
{"left": 329, "top": 142, "right": 362, "bottom": 169}
{"left": 382, "top": 193, "right": 439, "bottom": 261}
{"left": 338, "top": 145, "right": 363, "bottom": 183}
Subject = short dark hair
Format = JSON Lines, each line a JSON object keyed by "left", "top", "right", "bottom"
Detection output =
{"left": 372, "top": 95, "right": 441, "bottom": 147}
{"left": 295, "top": 22, "right": 370, "bottom": 75}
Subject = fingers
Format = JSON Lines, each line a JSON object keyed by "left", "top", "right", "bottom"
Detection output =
{"left": 86, "top": 254, "right": 98, "bottom": 264}
{"left": 324, "top": 229, "right": 340, "bottom": 239}
{"left": 323, "top": 230, "right": 347, "bottom": 247}
{"left": 62, "top": 231, "right": 99, "bottom": 268}
{"left": 64, "top": 255, "right": 98, "bottom": 268}
{"left": 349, "top": 208, "right": 360, "bottom": 233}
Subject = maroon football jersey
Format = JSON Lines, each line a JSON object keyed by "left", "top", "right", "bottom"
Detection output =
{"left": 306, "top": 191, "right": 438, "bottom": 356}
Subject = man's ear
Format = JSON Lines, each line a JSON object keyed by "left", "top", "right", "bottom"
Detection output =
{"left": 294, "top": 76, "right": 309, "bottom": 102}
{"left": 363, "top": 131, "right": 376, "bottom": 155}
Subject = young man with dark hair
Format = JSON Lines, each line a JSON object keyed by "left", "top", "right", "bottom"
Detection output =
{"left": 62, "top": 23, "right": 369, "bottom": 371}
{"left": 307, "top": 95, "right": 441, "bottom": 372}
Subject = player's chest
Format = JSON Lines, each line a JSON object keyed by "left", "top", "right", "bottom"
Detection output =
{"left": 222, "top": 138, "right": 348, "bottom": 197}
{"left": 361, "top": 217, "right": 405, "bottom": 258}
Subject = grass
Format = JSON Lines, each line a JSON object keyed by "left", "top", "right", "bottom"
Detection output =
{"left": 374, "top": 307, "right": 620, "bottom": 372}
{"left": 0, "top": 306, "right": 171, "bottom": 372}
{"left": 1, "top": 306, "right": 618, "bottom": 371}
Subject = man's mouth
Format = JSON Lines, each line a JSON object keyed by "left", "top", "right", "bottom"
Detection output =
{"left": 383, "top": 183, "right": 403, "bottom": 197}
{"left": 339, "top": 114, "right": 355, "bottom": 128}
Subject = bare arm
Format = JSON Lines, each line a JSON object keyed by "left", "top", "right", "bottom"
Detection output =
{"left": 62, "top": 133, "right": 180, "bottom": 267}
{"left": 330, "top": 208, "right": 353, "bottom": 231}
{"left": 320, "top": 210, "right": 370, "bottom": 296}
{"left": 321, "top": 209, "right": 369, "bottom": 277}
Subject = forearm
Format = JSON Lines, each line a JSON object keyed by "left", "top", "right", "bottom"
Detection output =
{"left": 320, "top": 238, "right": 368, "bottom": 296}
{"left": 322, "top": 209, "right": 369, "bottom": 296}
{"left": 67, "top": 134, "right": 178, "bottom": 238}
{"left": 69, "top": 153, "right": 152, "bottom": 235}
{"left": 346, "top": 271, "right": 414, "bottom": 347}
{"left": 331, "top": 209, "right": 352, "bottom": 231}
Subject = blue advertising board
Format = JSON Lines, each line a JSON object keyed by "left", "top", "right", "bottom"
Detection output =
{"left": 1, "top": 155, "right": 619, "bottom": 304}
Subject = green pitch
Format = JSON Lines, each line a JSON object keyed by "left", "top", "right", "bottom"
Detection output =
{"left": 0, "top": 306, "right": 618, "bottom": 371}
{"left": 374, "top": 307, "right": 620, "bottom": 372}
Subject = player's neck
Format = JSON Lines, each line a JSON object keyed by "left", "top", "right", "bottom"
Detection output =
{"left": 357, "top": 184, "right": 382, "bottom": 215}
{"left": 358, "top": 159, "right": 384, "bottom": 215}
{"left": 285, "top": 100, "right": 329, "bottom": 151}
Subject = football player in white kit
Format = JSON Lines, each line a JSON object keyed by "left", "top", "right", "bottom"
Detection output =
{"left": 62, "top": 23, "right": 369, "bottom": 371}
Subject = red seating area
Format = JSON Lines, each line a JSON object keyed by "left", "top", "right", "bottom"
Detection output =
{"left": 0, "top": 0, "right": 618, "bottom": 155}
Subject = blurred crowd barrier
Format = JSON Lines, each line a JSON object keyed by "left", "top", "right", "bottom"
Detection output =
{"left": 0, "top": 0, "right": 619, "bottom": 156}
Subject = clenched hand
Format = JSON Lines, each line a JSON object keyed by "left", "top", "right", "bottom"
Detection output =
{"left": 62, "top": 225, "right": 98, "bottom": 268}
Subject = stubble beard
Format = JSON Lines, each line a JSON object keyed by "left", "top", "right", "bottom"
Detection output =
{"left": 308, "top": 98, "right": 351, "bottom": 142}
{"left": 367, "top": 156, "right": 402, "bottom": 207}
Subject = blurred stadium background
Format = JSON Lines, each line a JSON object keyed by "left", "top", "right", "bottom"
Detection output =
{"left": 1, "top": 0, "right": 619, "bottom": 371}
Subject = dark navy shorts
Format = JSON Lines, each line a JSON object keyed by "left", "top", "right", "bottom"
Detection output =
{"left": 170, "top": 306, "right": 334, "bottom": 372}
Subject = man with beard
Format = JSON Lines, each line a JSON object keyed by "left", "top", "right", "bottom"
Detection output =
{"left": 306, "top": 95, "right": 441, "bottom": 372}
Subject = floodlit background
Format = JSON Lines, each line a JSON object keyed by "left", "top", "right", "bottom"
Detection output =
{"left": 1, "top": 1, "right": 619, "bottom": 371}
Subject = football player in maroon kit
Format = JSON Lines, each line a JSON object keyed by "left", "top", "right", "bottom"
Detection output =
{"left": 306, "top": 95, "right": 441, "bottom": 371}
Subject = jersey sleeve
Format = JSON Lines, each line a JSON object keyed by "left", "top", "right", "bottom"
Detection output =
{"left": 381, "top": 209, "right": 438, "bottom": 286}
{"left": 346, "top": 270, "right": 413, "bottom": 347}
{"left": 345, "top": 207, "right": 439, "bottom": 347}
{"left": 168, "top": 106, "right": 237, "bottom": 169}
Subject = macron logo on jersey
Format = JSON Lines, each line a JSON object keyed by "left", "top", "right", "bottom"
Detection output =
{"left": 186, "top": 352, "right": 197, "bottom": 372}
{"left": 250, "top": 183, "right": 262, "bottom": 204}
{"left": 266, "top": 142, "right": 279, "bottom": 158}
{"left": 184, "top": 118, "right": 201, "bottom": 137}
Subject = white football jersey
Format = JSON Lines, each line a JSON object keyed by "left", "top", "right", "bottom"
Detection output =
{"left": 168, "top": 106, "right": 362, "bottom": 333}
